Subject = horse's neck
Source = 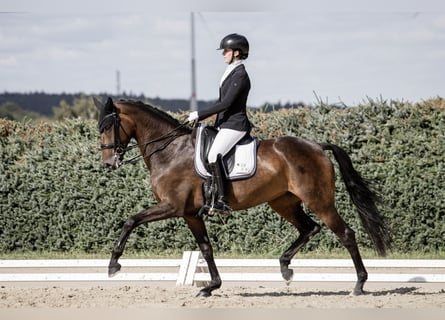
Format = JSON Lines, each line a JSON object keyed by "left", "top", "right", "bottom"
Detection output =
{"left": 127, "top": 107, "right": 173, "bottom": 142}
{"left": 132, "top": 113, "right": 184, "bottom": 165}
{"left": 139, "top": 129, "right": 193, "bottom": 175}
{"left": 137, "top": 121, "right": 175, "bottom": 143}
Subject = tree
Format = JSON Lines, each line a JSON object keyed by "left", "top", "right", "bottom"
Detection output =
{"left": 0, "top": 102, "right": 42, "bottom": 121}
{"left": 53, "top": 96, "right": 98, "bottom": 120}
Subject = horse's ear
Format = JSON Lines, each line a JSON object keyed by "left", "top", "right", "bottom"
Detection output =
{"left": 104, "top": 97, "right": 115, "bottom": 113}
{"left": 93, "top": 97, "right": 102, "bottom": 110}
{"left": 105, "top": 97, "right": 113, "bottom": 107}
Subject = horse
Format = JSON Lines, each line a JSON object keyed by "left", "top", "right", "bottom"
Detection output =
{"left": 94, "top": 97, "right": 391, "bottom": 297}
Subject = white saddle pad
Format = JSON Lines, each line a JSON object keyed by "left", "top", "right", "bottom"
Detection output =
{"left": 194, "top": 125, "right": 258, "bottom": 181}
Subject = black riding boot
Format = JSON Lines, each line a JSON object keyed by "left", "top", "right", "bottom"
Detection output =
{"left": 197, "top": 178, "right": 212, "bottom": 217}
{"left": 209, "top": 155, "right": 231, "bottom": 214}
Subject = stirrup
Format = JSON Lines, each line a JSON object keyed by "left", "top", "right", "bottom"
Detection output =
{"left": 196, "top": 205, "right": 211, "bottom": 217}
{"left": 208, "top": 200, "right": 231, "bottom": 216}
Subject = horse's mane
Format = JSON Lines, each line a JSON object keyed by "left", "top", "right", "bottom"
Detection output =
{"left": 117, "top": 99, "right": 189, "bottom": 131}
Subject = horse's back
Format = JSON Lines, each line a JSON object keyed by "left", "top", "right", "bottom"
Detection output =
{"left": 259, "top": 135, "right": 328, "bottom": 166}
{"left": 256, "top": 135, "right": 335, "bottom": 200}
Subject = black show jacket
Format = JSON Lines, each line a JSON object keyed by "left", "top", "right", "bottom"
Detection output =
{"left": 197, "top": 64, "right": 252, "bottom": 132}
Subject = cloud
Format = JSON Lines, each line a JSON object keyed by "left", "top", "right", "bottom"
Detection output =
{"left": 0, "top": 55, "right": 18, "bottom": 66}
{"left": 0, "top": 10, "right": 444, "bottom": 105}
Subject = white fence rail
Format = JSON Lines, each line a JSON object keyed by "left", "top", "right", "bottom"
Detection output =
{"left": 1, "top": 251, "right": 444, "bottom": 286}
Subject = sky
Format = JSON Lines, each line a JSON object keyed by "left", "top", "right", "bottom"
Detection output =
{"left": 1, "top": 0, "right": 444, "bottom": 107}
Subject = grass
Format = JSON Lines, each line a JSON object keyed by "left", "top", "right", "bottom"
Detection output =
{"left": 0, "top": 248, "right": 443, "bottom": 260}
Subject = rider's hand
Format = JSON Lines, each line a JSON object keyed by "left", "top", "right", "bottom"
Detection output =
{"left": 188, "top": 111, "right": 199, "bottom": 123}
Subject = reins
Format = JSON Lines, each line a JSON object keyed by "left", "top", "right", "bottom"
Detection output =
{"left": 120, "top": 122, "right": 190, "bottom": 166}
{"left": 99, "top": 109, "right": 190, "bottom": 168}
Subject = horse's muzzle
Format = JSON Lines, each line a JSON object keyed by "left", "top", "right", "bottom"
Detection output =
{"left": 103, "top": 155, "right": 121, "bottom": 170}
{"left": 103, "top": 161, "right": 116, "bottom": 170}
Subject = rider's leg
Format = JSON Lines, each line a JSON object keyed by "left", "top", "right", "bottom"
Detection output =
{"left": 206, "top": 128, "right": 246, "bottom": 213}
{"left": 209, "top": 154, "right": 231, "bottom": 212}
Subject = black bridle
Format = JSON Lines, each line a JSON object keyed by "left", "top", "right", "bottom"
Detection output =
{"left": 99, "top": 111, "right": 130, "bottom": 168}
{"left": 99, "top": 111, "right": 189, "bottom": 168}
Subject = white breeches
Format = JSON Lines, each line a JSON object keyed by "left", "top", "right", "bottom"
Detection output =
{"left": 208, "top": 128, "right": 247, "bottom": 164}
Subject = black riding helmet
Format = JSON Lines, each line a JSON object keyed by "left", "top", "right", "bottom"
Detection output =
{"left": 218, "top": 33, "right": 249, "bottom": 59}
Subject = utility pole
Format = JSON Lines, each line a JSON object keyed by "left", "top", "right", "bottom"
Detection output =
{"left": 116, "top": 70, "right": 121, "bottom": 96}
{"left": 190, "top": 12, "right": 198, "bottom": 111}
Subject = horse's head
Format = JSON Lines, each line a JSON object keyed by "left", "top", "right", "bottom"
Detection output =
{"left": 94, "top": 97, "right": 132, "bottom": 170}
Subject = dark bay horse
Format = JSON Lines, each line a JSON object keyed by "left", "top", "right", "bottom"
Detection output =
{"left": 94, "top": 97, "right": 391, "bottom": 297}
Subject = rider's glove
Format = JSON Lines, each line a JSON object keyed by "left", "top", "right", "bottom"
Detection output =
{"left": 187, "top": 111, "right": 199, "bottom": 123}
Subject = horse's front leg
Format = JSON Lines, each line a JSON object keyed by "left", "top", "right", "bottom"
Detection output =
{"left": 109, "top": 202, "right": 177, "bottom": 277}
{"left": 184, "top": 215, "right": 221, "bottom": 297}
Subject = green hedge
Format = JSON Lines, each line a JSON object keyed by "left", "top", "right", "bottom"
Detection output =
{"left": 1, "top": 98, "right": 444, "bottom": 255}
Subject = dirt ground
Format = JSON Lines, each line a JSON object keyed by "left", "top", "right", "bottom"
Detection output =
{"left": 1, "top": 282, "right": 444, "bottom": 320}
{"left": 1, "top": 282, "right": 444, "bottom": 309}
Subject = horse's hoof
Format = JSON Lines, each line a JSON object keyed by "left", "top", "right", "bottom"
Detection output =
{"left": 108, "top": 263, "right": 121, "bottom": 277}
{"left": 196, "top": 290, "right": 212, "bottom": 298}
{"left": 350, "top": 288, "right": 365, "bottom": 296}
{"left": 282, "top": 269, "right": 294, "bottom": 282}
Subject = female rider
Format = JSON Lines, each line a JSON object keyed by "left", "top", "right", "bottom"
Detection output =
{"left": 188, "top": 33, "right": 252, "bottom": 213}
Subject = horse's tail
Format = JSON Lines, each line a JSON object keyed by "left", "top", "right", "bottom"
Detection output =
{"left": 320, "top": 143, "right": 391, "bottom": 256}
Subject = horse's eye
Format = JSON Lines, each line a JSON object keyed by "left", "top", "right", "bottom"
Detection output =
{"left": 100, "top": 123, "right": 113, "bottom": 133}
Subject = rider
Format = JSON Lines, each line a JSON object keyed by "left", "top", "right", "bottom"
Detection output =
{"left": 188, "top": 33, "right": 252, "bottom": 213}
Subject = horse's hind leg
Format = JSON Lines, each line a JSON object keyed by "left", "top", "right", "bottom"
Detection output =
{"left": 315, "top": 206, "right": 368, "bottom": 295}
{"left": 268, "top": 194, "right": 321, "bottom": 282}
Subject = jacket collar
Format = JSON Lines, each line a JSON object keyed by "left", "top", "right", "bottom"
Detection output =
{"left": 220, "top": 61, "right": 244, "bottom": 87}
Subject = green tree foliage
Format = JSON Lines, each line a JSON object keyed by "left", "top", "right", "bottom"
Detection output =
{"left": 0, "top": 102, "right": 42, "bottom": 121}
{"left": 0, "top": 98, "right": 443, "bottom": 255}
{"left": 53, "top": 96, "right": 99, "bottom": 120}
